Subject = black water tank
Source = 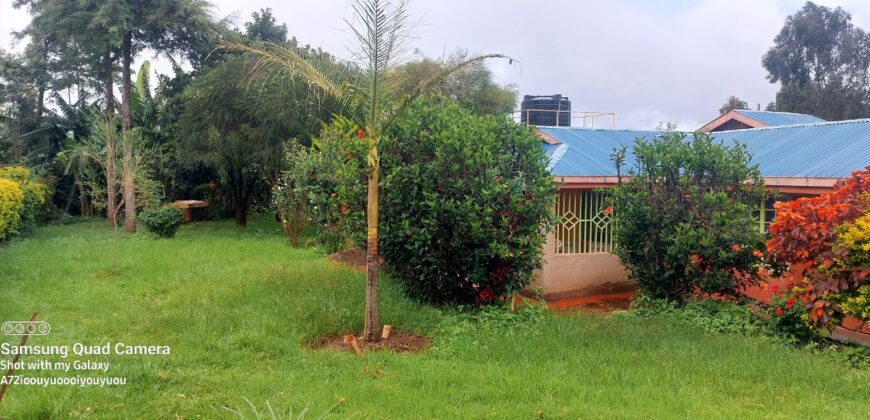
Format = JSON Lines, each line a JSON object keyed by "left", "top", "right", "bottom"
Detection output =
{"left": 520, "top": 94, "right": 571, "bottom": 127}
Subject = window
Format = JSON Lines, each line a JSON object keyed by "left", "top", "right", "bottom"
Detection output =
{"left": 752, "top": 194, "right": 782, "bottom": 233}
{"left": 555, "top": 189, "right": 615, "bottom": 254}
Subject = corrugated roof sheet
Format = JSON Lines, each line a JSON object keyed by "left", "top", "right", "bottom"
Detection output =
{"left": 540, "top": 118, "right": 870, "bottom": 178}
{"left": 734, "top": 110, "right": 825, "bottom": 126}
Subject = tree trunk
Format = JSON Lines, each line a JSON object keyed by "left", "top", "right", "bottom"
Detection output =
{"left": 76, "top": 174, "right": 91, "bottom": 217}
{"left": 35, "top": 37, "right": 49, "bottom": 119}
{"left": 104, "top": 54, "right": 117, "bottom": 227}
{"left": 235, "top": 205, "right": 248, "bottom": 226}
{"left": 363, "top": 149, "right": 381, "bottom": 342}
{"left": 121, "top": 32, "right": 136, "bottom": 233}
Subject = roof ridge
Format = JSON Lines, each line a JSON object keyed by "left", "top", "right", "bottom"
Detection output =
{"left": 540, "top": 126, "right": 663, "bottom": 133}
{"left": 716, "top": 117, "right": 870, "bottom": 133}
{"left": 736, "top": 110, "right": 816, "bottom": 116}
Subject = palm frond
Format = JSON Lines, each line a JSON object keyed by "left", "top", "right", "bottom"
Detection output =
{"left": 346, "top": 0, "right": 413, "bottom": 129}
{"left": 220, "top": 41, "right": 366, "bottom": 128}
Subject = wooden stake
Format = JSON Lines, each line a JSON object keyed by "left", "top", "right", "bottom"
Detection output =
{"left": 381, "top": 325, "right": 392, "bottom": 340}
{"left": 0, "top": 313, "right": 38, "bottom": 406}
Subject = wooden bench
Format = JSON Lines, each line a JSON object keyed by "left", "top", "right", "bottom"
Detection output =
{"left": 170, "top": 200, "right": 209, "bottom": 222}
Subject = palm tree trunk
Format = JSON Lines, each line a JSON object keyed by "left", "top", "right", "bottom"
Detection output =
{"left": 104, "top": 54, "right": 117, "bottom": 227}
{"left": 121, "top": 31, "right": 136, "bottom": 233}
{"left": 363, "top": 155, "right": 381, "bottom": 342}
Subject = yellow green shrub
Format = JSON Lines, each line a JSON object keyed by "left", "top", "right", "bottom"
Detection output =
{"left": 0, "top": 178, "right": 24, "bottom": 240}
{"left": 836, "top": 211, "right": 870, "bottom": 268}
{"left": 0, "top": 166, "right": 47, "bottom": 229}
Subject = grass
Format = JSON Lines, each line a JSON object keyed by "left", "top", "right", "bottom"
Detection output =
{"left": 0, "top": 218, "right": 868, "bottom": 418}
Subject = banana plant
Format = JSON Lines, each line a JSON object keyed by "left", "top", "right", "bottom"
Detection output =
{"left": 129, "top": 60, "right": 160, "bottom": 139}
{"left": 224, "top": 0, "right": 510, "bottom": 342}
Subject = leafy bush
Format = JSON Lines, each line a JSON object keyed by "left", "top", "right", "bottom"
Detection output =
{"left": 611, "top": 132, "right": 769, "bottom": 301}
{"left": 273, "top": 143, "right": 309, "bottom": 246}
{"left": 0, "top": 178, "right": 24, "bottom": 240}
{"left": 766, "top": 293, "right": 817, "bottom": 344}
{"left": 273, "top": 118, "right": 367, "bottom": 252}
{"left": 628, "top": 296, "right": 870, "bottom": 367}
{"left": 0, "top": 166, "right": 47, "bottom": 232}
{"left": 629, "top": 295, "right": 767, "bottom": 337}
{"left": 377, "top": 99, "right": 555, "bottom": 305}
{"left": 138, "top": 206, "right": 184, "bottom": 238}
{"left": 767, "top": 168, "right": 870, "bottom": 327}
{"left": 836, "top": 212, "right": 870, "bottom": 270}
{"left": 281, "top": 98, "right": 554, "bottom": 305}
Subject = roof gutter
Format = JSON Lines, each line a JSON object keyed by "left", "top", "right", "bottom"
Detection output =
{"left": 554, "top": 176, "right": 843, "bottom": 194}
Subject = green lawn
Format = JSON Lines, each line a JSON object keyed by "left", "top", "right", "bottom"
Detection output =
{"left": 1, "top": 219, "right": 868, "bottom": 418}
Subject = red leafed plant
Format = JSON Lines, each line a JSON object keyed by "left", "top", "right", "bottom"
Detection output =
{"left": 766, "top": 167, "right": 870, "bottom": 326}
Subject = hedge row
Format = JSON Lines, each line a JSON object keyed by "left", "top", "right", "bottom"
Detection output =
{"left": 0, "top": 166, "right": 47, "bottom": 240}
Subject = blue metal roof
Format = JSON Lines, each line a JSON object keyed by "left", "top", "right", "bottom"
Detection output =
{"left": 540, "top": 119, "right": 870, "bottom": 179}
{"left": 734, "top": 110, "right": 825, "bottom": 126}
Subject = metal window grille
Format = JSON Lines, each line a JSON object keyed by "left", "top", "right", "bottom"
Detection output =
{"left": 555, "top": 190, "right": 615, "bottom": 254}
{"left": 751, "top": 194, "right": 780, "bottom": 233}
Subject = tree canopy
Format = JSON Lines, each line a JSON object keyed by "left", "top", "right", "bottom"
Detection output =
{"left": 763, "top": 1, "right": 870, "bottom": 120}
{"left": 397, "top": 53, "right": 517, "bottom": 115}
{"left": 245, "top": 8, "right": 288, "bottom": 44}
{"left": 718, "top": 95, "right": 748, "bottom": 115}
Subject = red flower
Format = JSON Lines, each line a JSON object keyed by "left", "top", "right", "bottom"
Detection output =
{"left": 731, "top": 244, "right": 742, "bottom": 252}
{"left": 604, "top": 206, "right": 613, "bottom": 215}
{"left": 757, "top": 267, "right": 767, "bottom": 277}
{"left": 357, "top": 129, "right": 365, "bottom": 139}
{"left": 775, "top": 308, "right": 784, "bottom": 316}
{"left": 786, "top": 303, "right": 793, "bottom": 310}
{"left": 690, "top": 254, "right": 703, "bottom": 265}
{"left": 340, "top": 205, "right": 348, "bottom": 215}
{"left": 753, "top": 249, "right": 764, "bottom": 258}
{"left": 787, "top": 297, "right": 796, "bottom": 304}
{"left": 772, "top": 285, "right": 779, "bottom": 292}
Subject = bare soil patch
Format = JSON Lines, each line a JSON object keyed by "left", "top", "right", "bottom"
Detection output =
{"left": 541, "top": 288, "right": 636, "bottom": 315}
{"left": 311, "top": 331, "right": 430, "bottom": 354}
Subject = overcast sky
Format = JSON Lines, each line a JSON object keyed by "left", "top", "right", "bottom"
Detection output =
{"left": 4, "top": 0, "right": 870, "bottom": 130}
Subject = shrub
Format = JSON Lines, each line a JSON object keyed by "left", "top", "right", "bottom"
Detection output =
{"left": 836, "top": 212, "right": 870, "bottom": 269}
{"left": 611, "top": 132, "right": 769, "bottom": 301}
{"left": 0, "top": 166, "right": 47, "bottom": 232}
{"left": 286, "top": 98, "right": 554, "bottom": 305}
{"left": 138, "top": 206, "right": 184, "bottom": 238}
{"left": 767, "top": 168, "right": 870, "bottom": 327}
{"left": 273, "top": 117, "right": 367, "bottom": 252}
{"left": 766, "top": 293, "right": 817, "bottom": 344}
{"left": 0, "top": 178, "right": 24, "bottom": 240}
{"left": 377, "top": 99, "right": 555, "bottom": 305}
{"left": 273, "top": 143, "right": 310, "bottom": 246}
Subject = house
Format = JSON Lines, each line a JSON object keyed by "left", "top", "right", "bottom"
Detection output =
{"left": 699, "top": 109, "right": 825, "bottom": 132}
{"left": 532, "top": 117, "right": 870, "bottom": 297}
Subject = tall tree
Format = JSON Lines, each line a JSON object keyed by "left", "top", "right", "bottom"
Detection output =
{"left": 245, "top": 8, "right": 288, "bottom": 44}
{"left": 87, "top": 0, "right": 216, "bottom": 233}
{"left": 718, "top": 95, "right": 748, "bottom": 115}
{"left": 15, "top": 0, "right": 124, "bottom": 224}
{"left": 226, "top": 0, "right": 509, "bottom": 342}
{"left": 763, "top": 1, "right": 870, "bottom": 120}
{"left": 179, "top": 54, "right": 335, "bottom": 226}
{"left": 397, "top": 53, "right": 517, "bottom": 115}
